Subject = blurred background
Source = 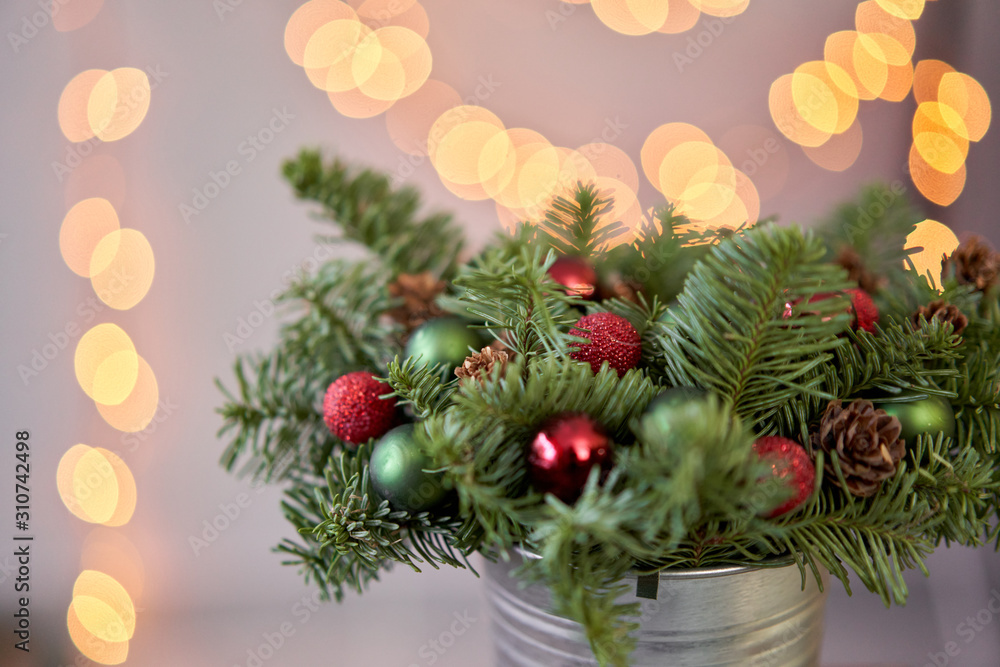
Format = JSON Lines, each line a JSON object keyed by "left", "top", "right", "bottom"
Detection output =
{"left": 1, "top": 0, "right": 998, "bottom": 665}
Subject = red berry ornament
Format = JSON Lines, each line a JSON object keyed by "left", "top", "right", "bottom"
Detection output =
{"left": 548, "top": 256, "right": 598, "bottom": 299}
{"left": 527, "top": 412, "right": 613, "bottom": 503}
{"left": 570, "top": 312, "right": 642, "bottom": 378}
{"left": 847, "top": 288, "right": 879, "bottom": 333}
{"left": 323, "top": 371, "right": 398, "bottom": 446}
{"left": 808, "top": 289, "right": 879, "bottom": 333}
{"left": 752, "top": 436, "right": 815, "bottom": 518}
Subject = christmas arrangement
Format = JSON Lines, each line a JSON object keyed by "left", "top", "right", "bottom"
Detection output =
{"left": 218, "top": 150, "right": 1000, "bottom": 666}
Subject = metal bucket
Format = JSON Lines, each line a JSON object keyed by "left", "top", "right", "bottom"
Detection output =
{"left": 483, "top": 551, "right": 829, "bottom": 666}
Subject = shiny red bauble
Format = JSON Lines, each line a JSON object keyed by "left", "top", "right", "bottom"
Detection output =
{"left": 527, "top": 412, "right": 613, "bottom": 503}
{"left": 570, "top": 312, "right": 642, "bottom": 378}
{"left": 323, "top": 371, "right": 398, "bottom": 446}
{"left": 548, "top": 256, "right": 598, "bottom": 299}
{"left": 751, "top": 436, "right": 816, "bottom": 518}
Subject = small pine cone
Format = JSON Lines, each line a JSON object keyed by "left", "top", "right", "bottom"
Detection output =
{"left": 942, "top": 236, "right": 1000, "bottom": 292}
{"left": 836, "top": 245, "right": 885, "bottom": 294}
{"left": 599, "top": 272, "right": 643, "bottom": 304}
{"left": 810, "top": 399, "right": 905, "bottom": 497}
{"left": 454, "top": 346, "right": 510, "bottom": 383}
{"left": 387, "top": 272, "right": 446, "bottom": 331}
{"left": 913, "top": 300, "right": 968, "bottom": 336}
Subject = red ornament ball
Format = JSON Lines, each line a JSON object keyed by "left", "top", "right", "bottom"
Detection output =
{"left": 570, "top": 312, "right": 642, "bottom": 377}
{"left": 323, "top": 371, "right": 398, "bottom": 446}
{"left": 548, "top": 256, "right": 598, "bottom": 299}
{"left": 527, "top": 412, "right": 613, "bottom": 503}
{"left": 752, "top": 436, "right": 815, "bottom": 518}
{"left": 808, "top": 288, "right": 879, "bottom": 333}
{"left": 847, "top": 288, "right": 879, "bottom": 333}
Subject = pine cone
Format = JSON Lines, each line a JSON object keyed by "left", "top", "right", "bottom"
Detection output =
{"left": 387, "top": 272, "right": 446, "bottom": 331}
{"left": 455, "top": 346, "right": 510, "bottom": 383}
{"left": 598, "top": 272, "right": 643, "bottom": 305}
{"left": 913, "top": 300, "right": 968, "bottom": 336}
{"left": 836, "top": 245, "right": 885, "bottom": 293}
{"left": 810, "top": 399, "right": 905, "bottom": 497}
{"left": 942, "top": 236, "right": 1000, "bottom": 292}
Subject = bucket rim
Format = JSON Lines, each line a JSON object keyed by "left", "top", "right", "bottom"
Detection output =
{"left": 508, "top": 546, "right": 800, "bottom": 581}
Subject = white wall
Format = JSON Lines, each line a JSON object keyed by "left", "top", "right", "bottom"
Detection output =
{"left": 1, "top": 1, "right": 997, "bottom": 665}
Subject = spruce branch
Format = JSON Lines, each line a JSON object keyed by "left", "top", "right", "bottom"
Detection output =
{"left": 535, "top": 182, "right": 624, "bottom": 256}
{"left": 651, "top": 223, "right": 853, "bottom": 427}
{"left": 815, "top": 183, "right": 921, "bottom": 280}
{"left": 450, "top": 245, "right": 584, "bottom": 359}
{"left": 279, "top": 444, "right": 468, "bottom": 602}
{"left": 383, "top": 355, "right": 454, "bottom": 419}
{"left": 283, "top": 149, "right": 464, "bottom": 277}
{"left": 217, "top": 350, "right": 333, "bottom": 480}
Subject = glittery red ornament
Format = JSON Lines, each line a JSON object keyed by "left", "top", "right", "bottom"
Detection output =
{"left": 808, "top": 288, "right": 879, "bottom": 333}
{"left": 548, "top": 256, "right": 598, "bottom": 299}
{"left": 752, "top": 436, "right": 816, "bottom": 518}
{"left": 527, "top": 412, "right": 613, "bottom": 503}
{"left": 569, "top": 312, "right": 642, "bottom": 377}
{"left": 847, "top": 288, "right": 879, "bottom": 333}
{"left": 323, "top": 371, "right": 398, "bottom": 446}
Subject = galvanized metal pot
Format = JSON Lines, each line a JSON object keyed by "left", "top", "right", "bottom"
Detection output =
{"left": 483, "top": 551, "right": 829, "bottom": 667}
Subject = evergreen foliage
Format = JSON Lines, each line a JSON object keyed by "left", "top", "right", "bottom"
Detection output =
{"left": 218, "top": 156, "right": 1000, "bottom": 667}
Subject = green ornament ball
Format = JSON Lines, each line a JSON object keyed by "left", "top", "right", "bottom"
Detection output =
{"left": 404, "top": 317, "right": 485, "bottom": 375}
{"left": 641, "top": 386, "right": 710, "bottom": 439}
{"left": 645, "top": 386, "right": 708, "bottom": 416}
{"left": 370, "top": 424, "right": 446, "bottom": 512}
{"left": 874, "top": 394, "right": 956, "bottom": 445}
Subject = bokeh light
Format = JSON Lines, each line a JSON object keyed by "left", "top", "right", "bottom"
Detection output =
{"left": 67, "top": 570, "right": 136, "bottom": 665}
{"left": 52, "top": 0, "right": 106, "bottom": 32}
{"left": 641, "top": 122, "right": 759, "bottom": 232}
{"left": 905, "top": 219, "right": 960, "bottom": 290}
{"left": 95, "top": 355, "right": 159, "bottom": 433}
{"left": 80, "top": 529, "right": 146, "bottom": 602}
{"left": 803, "top": 118, "right": 864, "bottom": 171}
{"left": 87, "top": 68, "right": 151, "bottom": 142}
{"left": 59, "top": 69, "right": 108, "bottom": 142}
{"left": 289, "top": 1, "right": 432, "bottom": 119}
{"left": 907, "top": 64, "right": 990, "bottom": 205}
{"left": 60, "top": 198, "right": 121, "bottom": 278}
{"left": 57, "top": 445, "right": 138, "bottom": 527}
{"left": 385, "top": 79, "right": 462, "bottom": 155}
{"left": 89, "top": 229, "right": 156, "bottom": 310}
{"left": 74, "top": 324, "right": 139, "bottom": 406}
{"left": 67, "top": 602, "right": 128, "bottom": 665}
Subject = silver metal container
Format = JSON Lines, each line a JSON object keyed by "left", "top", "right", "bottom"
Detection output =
{"left": 483, "top": 551, "right": 829, "bottom": 666}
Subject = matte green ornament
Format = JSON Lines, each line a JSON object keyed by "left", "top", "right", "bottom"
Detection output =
{"left": 640, "top": 386, "right": 710, "bottom": 440}
{"left": 404, "top": 316, "right": 486, "bottom": 375}
{"left": 874, "top": 394, "right": 956, "bottom": 445}
{"left": 645, "top": 386, "right": 707, "bottom": 415}
{"left": 370, "top": 424, "right": 446, "bottom": 512}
